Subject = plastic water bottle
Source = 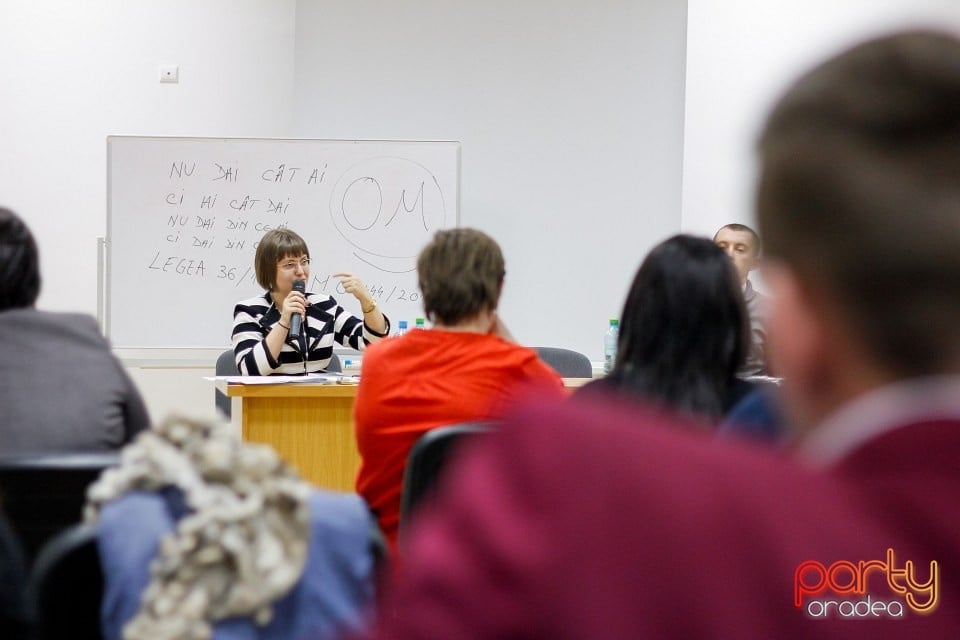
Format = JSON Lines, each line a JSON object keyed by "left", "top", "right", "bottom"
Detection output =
{"left": 415, "top": 318, "right": 425, "bottom": 330}
{"left": 603, "top": 319, "right": 619, "bottom": 374}
{"left": 396, "top": 320, "right": 408, "bottom": 337}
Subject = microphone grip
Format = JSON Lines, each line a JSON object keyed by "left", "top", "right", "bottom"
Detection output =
{"left": 289, "top": 278, "right": 306, "bottom": 338}
{"left": 290, "top": 313, "right": 302, "bottom": 337}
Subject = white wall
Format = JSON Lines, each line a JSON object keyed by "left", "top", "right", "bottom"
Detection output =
{"left": 0, "top": 1, "right": 296, "bottom": 422}
{"left": 681, "top": 0, "right": 960, "bottom": 237}
{"left": 0, "top": 0, "right": 296, "bottom": 315}
{"left": 292, "top": 0, "right": 688, "bottom": 360}
{"left": 2, "top": 1, "right": 686, "bottom": 421}
{"left": 14, "top": 1, "right": 956, "bottom": 421}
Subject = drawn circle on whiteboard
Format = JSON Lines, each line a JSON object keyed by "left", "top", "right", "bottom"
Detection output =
{"left": 330, "top": 156, "right": 447, "bottom": 271}
{"left": 341, "top": 177, "right": 382, "bottom": 231}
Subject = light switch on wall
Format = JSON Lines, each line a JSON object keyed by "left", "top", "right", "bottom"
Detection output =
{"left": 159, "top": 64, "right": 179, "bottom": 83}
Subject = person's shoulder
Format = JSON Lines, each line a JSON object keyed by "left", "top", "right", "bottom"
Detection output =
{"left": 1, "top": 308, "right": 95, "bottom": 327}
{"left": 745, "top": 279, "right": 770, "bottom": 303}
{"left": 466, "top": 337, "right": 563, "bottom": 388}
{"left": 3, "top": 309, "right": 106, "bottom": 343}
{"left": 236, "top": 291, "right": 269, "bottom": 304}
{"left": 235, "top": 292, "right": 270, "bottom": 312}
{"left": 433, "top": 397, "right": 836, "bottom": 576}
{"left": 361, "top": 334, "right": 392, "bottom": 360}
{"left": 571, "top": 376, "right": 617, "bottom": 399}
{"left": 481, "top": 335, "right": 539, "bottom": 361}
{"left": 491, "top": 397, "right": 803, "bottom": 493}
{"left": 306, "top": 490, "right": 373, "bottom": 533}
{"left": 98, "top": 491, "right": 179, "bottom": 550}
{"left": 358, "top": 332, "right": 408, "bottom": 371}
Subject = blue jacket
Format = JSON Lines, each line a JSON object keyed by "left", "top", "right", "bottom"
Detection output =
{"left": 97, "top": 489, "right": 378, "bottom": 639}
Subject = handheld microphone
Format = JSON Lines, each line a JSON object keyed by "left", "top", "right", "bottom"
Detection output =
{"left": 290, "top": 279, "right": 306, "bottom": 338}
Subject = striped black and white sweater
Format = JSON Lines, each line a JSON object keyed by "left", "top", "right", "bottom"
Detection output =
{"left": 231, "top": 291, "right": 390, "bottom": 375}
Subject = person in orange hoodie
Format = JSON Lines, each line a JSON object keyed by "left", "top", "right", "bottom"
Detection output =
{"left": 354, "top": 227, "right": 564, "bottom": 553}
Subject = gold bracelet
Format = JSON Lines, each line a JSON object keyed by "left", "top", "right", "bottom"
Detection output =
{"left": 362, "top": 300, "right": 377, "bottom": 314}
{"left": 277, "top": 322, "right": 290, "bottom": 330}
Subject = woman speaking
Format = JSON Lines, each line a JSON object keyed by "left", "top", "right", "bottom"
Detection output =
{"left": 232, "top": 228, "right": 389, "bottom": 375}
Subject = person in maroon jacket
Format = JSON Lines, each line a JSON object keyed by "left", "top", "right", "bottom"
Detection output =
{"left": 370, "top": 29, "right": 960, "bottom": 639}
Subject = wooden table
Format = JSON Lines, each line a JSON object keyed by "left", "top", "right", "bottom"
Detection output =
{"left": 220, "top": 381, "right": 361, "bottom": 492}
{"left": 218, "top": 378, "right": 591, "bottom": 493}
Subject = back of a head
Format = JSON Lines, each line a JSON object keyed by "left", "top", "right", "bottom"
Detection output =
{"left": 0, "top": 208, "right": 41, "bottom": 311}
{"left": 417, "top": 228, "right": 505, "bottom": 326}
{"left": 757, "top": 30, "right": 960, "bottom": 376}
{"left": 614, "top": 234, "right": 748, "bottom": 419}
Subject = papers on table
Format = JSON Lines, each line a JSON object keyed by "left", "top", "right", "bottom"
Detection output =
{"left": 208, "top": 372, "right": 360, "bottom": 385}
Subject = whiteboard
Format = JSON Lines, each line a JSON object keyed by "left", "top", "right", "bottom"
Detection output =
{"left": 107, "top": 136, "right": 460, "bottom": 348}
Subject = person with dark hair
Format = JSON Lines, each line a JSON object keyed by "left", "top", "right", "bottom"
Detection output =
{"left": 368, "top": 30, "right": 960, "bottom": 638}
{"left": 0, "top": 207, "right": 149, "bottom": 453}
{"left": 577, "top": 234, "right": 752, "bottom": 423}
{"left": 353, "top": 228, "right": 564, "bottom": 552}
{"left": 714, "top": 222, "right": 769, "bottom": 376}
{"left": 0, "top": 209, "right": 41, "bottom": 311}
{"left": 231, "top": 228, "right": 389, "bottom": 375}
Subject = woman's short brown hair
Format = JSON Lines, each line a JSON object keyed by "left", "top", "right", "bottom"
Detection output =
{"left": 417, "top": 228, "right": 505, "bottom": 325}
{"left": 254, "top": 228, "right": 310, "bottom": 290}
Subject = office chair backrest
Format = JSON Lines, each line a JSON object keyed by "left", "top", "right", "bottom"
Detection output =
{"left": 399, "top": 423, "right": 491, "bottom": 537}
{"left": 215, "top": 348, "right": 241, "bottom": 417}
{"left": 27, "top": 523, "right": 102, "bottom": 640}
{"left": 534, "top": 346, "right": 593, "bottom": 378}
{"left": 326, "top": 352, "right": 343, "bottom": 373}
{"left": 0, "top": 453, "right": 119, "bottom": 566}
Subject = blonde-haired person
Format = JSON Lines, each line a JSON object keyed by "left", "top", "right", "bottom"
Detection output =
{"left": 232, "top": 228, "right": 389, "bottom": 375}
{"left": 354, "top": 228, "right": 565, "bottom": 553}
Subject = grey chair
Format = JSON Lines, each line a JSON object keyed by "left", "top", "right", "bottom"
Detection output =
{"left": 215, "top": 348, "right": 343, "bottom": 418}
{"left": 215, "top": 349, "right": 241, "bottom": 418}
{"left": 326, "top": 353, "right": 343, "bottom": 373}
{"left": 534, "top": 347, "right": 593, "bottom": 378}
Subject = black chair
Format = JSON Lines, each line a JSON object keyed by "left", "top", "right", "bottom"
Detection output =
{"left": 216, "top": 349, "right": 343, "bottom": 418}
{"left": 399, "top": 423, "right": 491, "bottom": 539}
{"left": 27, "top": 523, "right": 102, "bottom": 640}
{"left": 534, "top": 346, "right": 593, "bottom": 378}
{"left": 0, "top": 453, "right": 119, "bottom": 566}
{"left": 0, "top": 510, "right": 32, "bottom": 638}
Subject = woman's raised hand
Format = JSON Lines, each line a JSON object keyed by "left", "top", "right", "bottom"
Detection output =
{"left": 334, "top": 273, "right": 374, "bottom": 307}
